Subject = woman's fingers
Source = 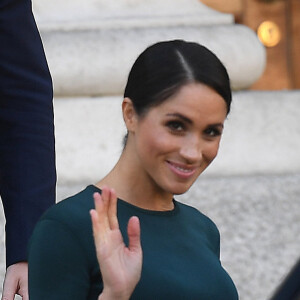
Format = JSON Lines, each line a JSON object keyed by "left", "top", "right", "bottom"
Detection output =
{"left": 101, "top": 187, "right": 110, "bottom": 212}
{"left": 91, "top": 190, "right": 110, "bottom": 246}
{"left": 127, "top": 216, "right": 141, "bottom": 254}
{"left": 90, "top": 208, "right": 103, "bottom": 246}
{"left": 94, "top": 187, "right": 119, "bottom": 231}
{"left": 98, "top": 188, "right": 111, "bottom": 230}
{"left": 91, "top": 187, "right": 141, "bottom": 256}
{"left": 107, "top": 188, "right": 119, "bottom": 230}
{"left": 91, "top": 188, "right": 142, "bottom": 298}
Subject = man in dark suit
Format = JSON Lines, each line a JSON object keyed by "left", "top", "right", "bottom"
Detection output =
{"left": 0, "top": 0, "right": 56, "bottom": 298}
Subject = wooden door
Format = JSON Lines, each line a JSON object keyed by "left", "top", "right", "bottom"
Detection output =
{"left": 200, "top": 0, "right": 300, "bottom": 89}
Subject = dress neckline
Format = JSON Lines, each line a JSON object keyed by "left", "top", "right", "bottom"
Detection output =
{"left": 88, "top": 185, "right": 179, "bottom": 217}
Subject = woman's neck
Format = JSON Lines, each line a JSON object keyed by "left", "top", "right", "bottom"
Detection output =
{"left": 96, "top": 150, "right": 174, "bottom": 211}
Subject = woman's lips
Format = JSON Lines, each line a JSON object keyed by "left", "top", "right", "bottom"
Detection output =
{"left": 166, "top": 160, "right": 198, "bottom": 179}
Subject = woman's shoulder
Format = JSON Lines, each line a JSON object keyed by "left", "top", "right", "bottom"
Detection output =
{"left": 28, "top": 186, "right": 100, "bottom": 283}
{"left": 176, "top": 201, "right": 219, "bottom": 229}
{"left": 38, "top": 185, "right": 98, "bottom": 229}
{"left": 176, "top": 200, "right": 220, "bottom": 254}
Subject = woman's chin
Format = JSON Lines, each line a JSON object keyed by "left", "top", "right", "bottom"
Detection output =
{"left": 167, "top": 183, "right": 193, "bottom": 196}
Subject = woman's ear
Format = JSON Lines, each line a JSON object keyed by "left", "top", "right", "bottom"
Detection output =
{"left": 122, "top": 98, "right": 138, "bottom": 132}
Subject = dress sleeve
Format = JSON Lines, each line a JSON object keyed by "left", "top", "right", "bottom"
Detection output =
{"left": 28, "top": 219, "right": 91, "bottom": 300}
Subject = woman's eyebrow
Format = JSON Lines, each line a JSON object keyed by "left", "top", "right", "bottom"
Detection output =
{"left": 165, "top": 113, "right": 193, "bottom": 124}
{"left": 209, "top": 123, "right": 224, "bottom": 129}
{"left": 166, "top": 113, "right": 224, "bottom": 128}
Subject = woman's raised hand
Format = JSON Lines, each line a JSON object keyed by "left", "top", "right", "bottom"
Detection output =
{"left": 90, "top": 187, "right": 142, "bottom": 300}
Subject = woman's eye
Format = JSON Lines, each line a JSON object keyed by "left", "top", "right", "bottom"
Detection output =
{"left": 205, "top": 128, "right": 221, "bottom": 137}
{"left": 167, "top": 121, "right": 185, "bottom": 132}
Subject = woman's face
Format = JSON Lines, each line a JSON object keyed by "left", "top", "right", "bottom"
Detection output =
{"left": 127, "top": 82, "right": 228, "bottom": 196}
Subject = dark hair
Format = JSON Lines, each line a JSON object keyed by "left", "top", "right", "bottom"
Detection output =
{"left": 124, "top": 40, "right": 231, "bottom": 115}
{"left": 123, "top": 40, "right": 231, "bottom": 146}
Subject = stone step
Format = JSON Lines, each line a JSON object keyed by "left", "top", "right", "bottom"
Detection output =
{"left": 32, "top": 0, "right": 265, "bottom": 96}
{"left": 33, "top": 0, "right": 233, "bottom": 26}
{"left": 39, "top": 24, "right": 265, "bottom": 96}
{"left": 53, "top": 90, "right": 300, "bottom": 185}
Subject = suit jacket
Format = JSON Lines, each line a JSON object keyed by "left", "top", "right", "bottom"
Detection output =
{"left": 0, "top": 0, "right": 56, "bottom": 267}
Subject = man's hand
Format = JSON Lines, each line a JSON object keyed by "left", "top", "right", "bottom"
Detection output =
{"left": 1, "top": 262, "right": 28, "bottom": 300}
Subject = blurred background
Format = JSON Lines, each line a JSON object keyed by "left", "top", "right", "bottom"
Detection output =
{"left": 201, "top": 0, "right": 300, "bottom": 90}
{"left": 1, "top": 0, "right": 299, "bottom": 299}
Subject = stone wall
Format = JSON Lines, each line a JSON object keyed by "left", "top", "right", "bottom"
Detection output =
{"left": 51, "top": 91, "right": 300, "bottom": 185}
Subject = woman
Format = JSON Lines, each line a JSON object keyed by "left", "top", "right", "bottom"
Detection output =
{"left": 28, "top": 40, "right": 239, "bottom": 299}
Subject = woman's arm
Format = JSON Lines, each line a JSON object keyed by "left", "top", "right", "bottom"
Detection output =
{"left": 90, "top": 187, "right": 142, "bottom": 300}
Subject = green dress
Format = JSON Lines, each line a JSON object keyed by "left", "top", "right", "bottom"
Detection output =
{"left": 28, "top": 185, "right": 238, "bottom": 299}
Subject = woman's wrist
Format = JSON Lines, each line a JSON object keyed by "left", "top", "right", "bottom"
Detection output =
{"left": 98, "top": 288, "right": 131, "bottom": 300}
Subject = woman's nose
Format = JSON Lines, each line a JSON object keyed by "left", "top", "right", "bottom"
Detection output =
{"left": 179, "top": 138, "right": 202, "bottom": 163}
